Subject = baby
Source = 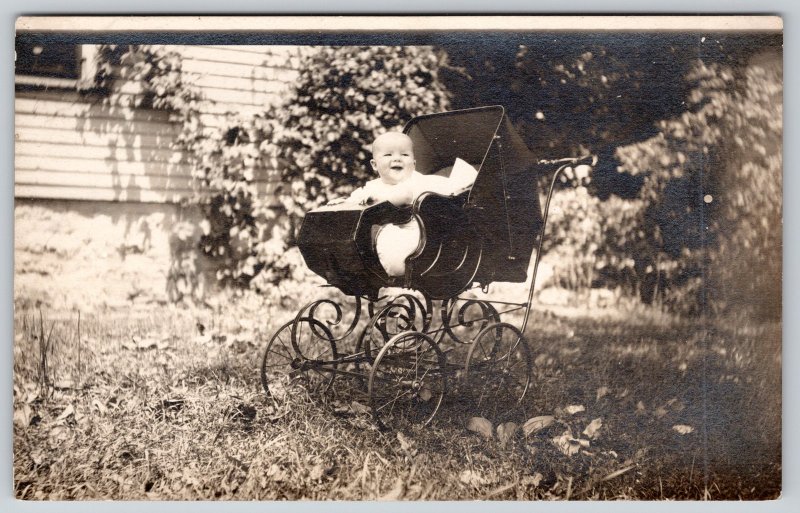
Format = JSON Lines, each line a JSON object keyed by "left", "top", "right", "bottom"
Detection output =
{"left": 334, "top": 131, "right": 476, "bottom": 276}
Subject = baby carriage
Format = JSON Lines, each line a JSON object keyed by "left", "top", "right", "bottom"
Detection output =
{"left": 261, "top": 106, "right": 595, "bottom": 429}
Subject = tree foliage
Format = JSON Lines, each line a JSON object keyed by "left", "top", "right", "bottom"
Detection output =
{"left": 615, "top": 54, "right": 782, "bottom": 317}
{"left": 441, "top": 34, "right": 781, "bottom": 317}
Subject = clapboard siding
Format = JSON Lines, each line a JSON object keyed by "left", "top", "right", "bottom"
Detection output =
{"left": 16, "top": 95, "right": 173, "bottom": 122}
{"left": 14, "top": 184, "right": 194, "bottom": 203}
{"left": 16, "top": 155, "right": 192, "bottom": 177}
{"left": 16, "top": 94, "right": 265, "bottom": 131}
{"left": 15, "top": 141, "right": 182, "bottom": 163}
{"left": 15, "top": 112, "right": 180, "bottom": 135}
{"left": 176, "top": 45, "right": 303, "bottom": 70}
{"left": 181, "top": 59, "right": 299, "bottom": 83}
{"left": 15, "top": 182, "right": 280, "bottom": 203}
{"left": 17, "top": 126, "right": 179, "bottom": 150}
{"left": 15, "top": 45, "right": 306, "bottom": 203}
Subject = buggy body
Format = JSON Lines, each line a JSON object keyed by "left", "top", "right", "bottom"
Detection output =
{"left": 298, "top": 106, "right": 545, "bottom": 300}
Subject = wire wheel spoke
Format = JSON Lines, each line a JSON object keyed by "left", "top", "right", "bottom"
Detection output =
{"left": 464, "top": 323, "right": 532, "bottom": 422}
{"left": 261, "top": 317, "right": 338, "bottom": 399}
{"left": 369, "top": 331, "right": 446, "bottom": 429}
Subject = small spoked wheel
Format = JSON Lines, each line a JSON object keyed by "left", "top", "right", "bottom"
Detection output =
{"left": 260, "top": 317, "right": 338, "bottom": 400}
{"left": 368, "top": 331, "right": 446, "bottom": 430}
{"left": 464, "top": 322, "right": 532, "bottom": 422}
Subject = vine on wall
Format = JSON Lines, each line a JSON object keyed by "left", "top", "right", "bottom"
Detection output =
{"left": 94, "top": 44, "right": 207, "bottom": 303}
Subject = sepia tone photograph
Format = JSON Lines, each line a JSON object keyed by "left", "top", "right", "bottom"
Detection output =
{"left": 12, "top": 15, "right": 782, "bottom": 501}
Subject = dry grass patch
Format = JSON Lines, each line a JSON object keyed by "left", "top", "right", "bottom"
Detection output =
{"left": 13, "top": 303, "right": 780, "bottom": 500}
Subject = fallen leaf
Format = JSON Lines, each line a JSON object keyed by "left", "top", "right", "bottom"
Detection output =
{"left": 30, "top": 449, "right": 45, "bottom": 466}
{"left": 552, "top": 430, "right": 588, "bottom": 456}
{"left": 654, "top": 406, "right": 668, "bottom": 418}
{"left": 552, "top": 431, "right": 576, "bottom": 456}
{"left": 459, "top": 470, "right": 492, "bottom": 487}
{"left": 332, "top": 401, "right": 350, "bottom": 415}
{"left": 666, "top": 398, "right": 685, "bottom": 412}
{"left": 309, "top": 463, "right": 326, "bottom": 481}
{"left": 418, "top": 384, "right": 433, "bottom": 402}
{"left": 49, "top": 425, "right": 70, "bottom": 443}
{"left": 564, "top": 404, "right": 585, "bottom": 415}
{"left": 350, "top": 401, "right": 371, "bottom": 415}
{"left": 583, "top": 418, "right": 603, "bottom": 439}
{"left": 136, "top": 337, "right": 159, "bottom": 350}
{"left": 673, "top": 424, "right": 695, "bottom": 435}
{"left": 56, "top": 404, "right": 75, "bottom": 421}
{"left": 523, "top": 472, "right": 543, "bottom": 487}
{"left": 522, "top": 415, "right": 554, "bottom": 436}
{"left": 267, "top": 463, "right": 288, "bottom": 482}
{"left": 497, "top": 422, "right": 518, "bottom": 448}
{"left": 13, "top": 404, "right": 33, "bottom": 427}
{"left": 53, "top": 378, "right": 76, "bottom": 389}
{"left": 466, "top": 417, "right": 493, "bottom": 439}
{"left": 596, "top": 386, "right": 610, "bottom": 401}
{"left": 92, "top": 399, "right": 107, "bottom": 415}
{"left": 379, "top": 476, "right": 405, "bottom": 500}
{"left": 22, "top": 385, "right": 39, "bottom": 404}
{"left": 397, "top": 432, "right": 416, "bottom": 454}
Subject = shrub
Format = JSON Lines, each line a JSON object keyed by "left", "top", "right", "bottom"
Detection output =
{"left": 615, "top": 54, "right": 782, "bottom": 318}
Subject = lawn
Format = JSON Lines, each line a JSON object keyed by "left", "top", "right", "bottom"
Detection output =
{"left": 12, "top": 296, "right": 781, "bottom": 500}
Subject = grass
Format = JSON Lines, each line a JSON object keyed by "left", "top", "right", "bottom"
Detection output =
{"left": 12, "top": 297, "right": 781, "bottom": 500}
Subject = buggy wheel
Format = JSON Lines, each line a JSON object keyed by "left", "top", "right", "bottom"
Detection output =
{"left": 464, "top": 323, "right": 532, "bottom": 423}
{"left": 368, "top": 331, "right": 446, "bottom": 430}
{"left": 260, "top": 317, "right": 338, "bottom": 400}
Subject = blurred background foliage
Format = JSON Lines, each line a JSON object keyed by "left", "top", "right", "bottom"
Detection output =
{"left": 185, "top": 34, "right": 781, "bottom": 319}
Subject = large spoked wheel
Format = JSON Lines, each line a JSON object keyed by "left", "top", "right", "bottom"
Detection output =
{"left": 368, "top": 331, "right": 446, "bottom": 430}
{"left": 463, "top": 322, "right": 532, "bottom": 422}
{"left": 260, "top": 317, "right": 338, "bottom": 400}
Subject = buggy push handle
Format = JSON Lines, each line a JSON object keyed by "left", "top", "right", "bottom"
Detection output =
{"left": 519, "top": 153, "right": 598, "bottom": 336}
{"left": 536, "top": 154, "right": 598, "bottom": 167}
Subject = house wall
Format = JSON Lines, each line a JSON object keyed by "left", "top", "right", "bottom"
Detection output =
{"left": 14, "top": 45, "right": 307, "bottom": 310}
{"left": 14, "top": 198, "right": 204, "bottom": 311}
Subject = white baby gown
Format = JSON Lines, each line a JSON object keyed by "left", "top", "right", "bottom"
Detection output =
{"left": 374, "top": 158, "right": 478, "bottom": 276}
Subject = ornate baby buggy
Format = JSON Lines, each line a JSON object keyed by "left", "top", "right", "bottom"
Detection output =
{"left": 261, "top": 106, "right": 595, "bottom": 429}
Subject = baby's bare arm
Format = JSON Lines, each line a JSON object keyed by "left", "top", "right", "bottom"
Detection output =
{"left": 362, "top": 181, "right": 414, "bottom": 207}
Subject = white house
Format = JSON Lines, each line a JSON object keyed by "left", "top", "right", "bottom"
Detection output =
{"left": 14, "top": 44, "right": 306, "bottom": 310}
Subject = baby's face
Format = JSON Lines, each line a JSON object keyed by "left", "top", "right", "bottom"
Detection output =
{"left": 370, "top": 134, "right": 415, "bottom": 185}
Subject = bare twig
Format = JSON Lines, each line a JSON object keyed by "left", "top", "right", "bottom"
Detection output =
{"left": 484, "top": 480, "right": 518, "bottom": 499}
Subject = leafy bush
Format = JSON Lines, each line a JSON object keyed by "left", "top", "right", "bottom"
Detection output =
{"left": 266, "top": 46, "right": 452, "bottom": 217}
{"left": 615, "top": 55, "right": 782, "bottom": 318}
